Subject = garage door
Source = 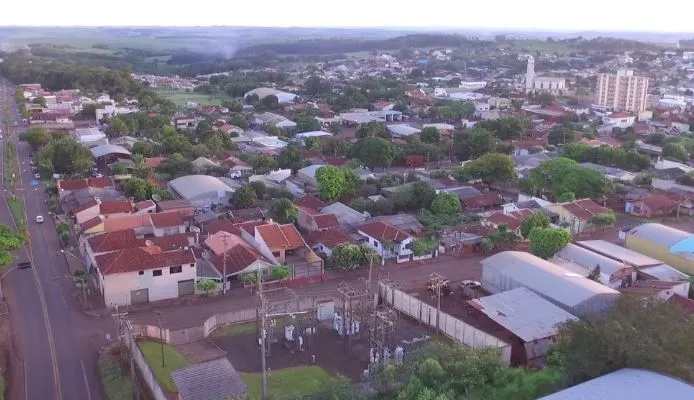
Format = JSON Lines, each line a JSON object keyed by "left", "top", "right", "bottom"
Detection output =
{"left": 178, "top": 279, "right": 195, "bottom": 296}
{"left": 130, "top": 288, "right": 149, "bottom": 305}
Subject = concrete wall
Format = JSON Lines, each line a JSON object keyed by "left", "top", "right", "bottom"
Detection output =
{"left": 126, "top": 328, "right": 169, "bottom": 400}
{"left": 379, "top": 283, "right": 512, "bottom": 364}
{"left": 625, "top": 235, "right": 694, "bottom": 275}
{"left": 104, "top": 262, "right": 197, "bottom": 306}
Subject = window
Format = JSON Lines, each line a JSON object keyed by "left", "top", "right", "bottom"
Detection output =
{"left": 138, "top": 271, "right": 144, "bottom": 276}
{"left": 170, "top": 266, "right": 183, "bottom": 274}
{"left": 374, "top": 241, "right": 379, "bottom": 248}
{"left": 153, "top": 269, "right": 162, "bottom": 277}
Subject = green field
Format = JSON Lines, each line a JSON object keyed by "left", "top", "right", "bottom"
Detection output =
{"left": 155, "top": 90, "right": 229, "bottom": 106}
{"left": 138, "top": 340, "right": 191, "bottom": 392}
{"left": 241, "top": 366, "right": 333, "bottom": 400}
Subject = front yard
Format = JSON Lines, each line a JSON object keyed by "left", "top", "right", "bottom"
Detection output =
{"left": 240, "top": 366, "right": 333, "bottom": 400}
{"left": 138, "top": 340, "right": 191, "bottom": 392}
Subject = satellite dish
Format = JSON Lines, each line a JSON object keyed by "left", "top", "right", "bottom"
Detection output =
{"left": 151, "top": 194, "right": 161, "bottom": 202}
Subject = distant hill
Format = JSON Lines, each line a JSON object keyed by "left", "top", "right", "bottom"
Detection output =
{"left": 234, "top": 34, "right": 492, "bottom": 56}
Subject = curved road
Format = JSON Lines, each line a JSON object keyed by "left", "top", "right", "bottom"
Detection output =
{"left": 1, "top": 80, "right": 113, "bottom": 400}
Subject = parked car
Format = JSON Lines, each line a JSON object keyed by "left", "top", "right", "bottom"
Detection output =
{"left": 35, "top": 215, "right": 44, "bottom": 223}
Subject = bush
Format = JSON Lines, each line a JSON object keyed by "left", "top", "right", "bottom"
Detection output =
{"left": 272, "top": 265, "right": 291, "bottom": 280}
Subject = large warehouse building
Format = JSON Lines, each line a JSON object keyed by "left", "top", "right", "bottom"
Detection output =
{"left": 481, "top": 251, "right": 620, "bottom": 316}
{"left": 625, "top": 223, "right": 694, "bottom": 275}
{"left": 538, "top": 368, "right": 694, "bottom": 399}
{"left": 168, "top": 175, "right": 237, "bottom": 208}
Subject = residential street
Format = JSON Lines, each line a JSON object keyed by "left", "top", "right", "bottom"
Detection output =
{"left": 1, "top": 80, "right": 113, "bottom": 400}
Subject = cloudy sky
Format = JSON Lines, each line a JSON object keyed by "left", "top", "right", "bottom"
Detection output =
{"left": 0, "top": 0, "right": 691, "bottom": 33}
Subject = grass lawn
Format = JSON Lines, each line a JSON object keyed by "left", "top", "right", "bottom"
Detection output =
{"left": 241, "top": 366, "right": 333, "bottom": 400}
{"left": 138, "top": 340, "right": 191, "bottom": 392}
{"left": 211, "top": 322, "right": 257, "bottom": 337}
{"left": 0, "top": 375, "right": 4, "bottom": 400}
{"left": 99, "top": 355, "right": 133, "bottom": 400}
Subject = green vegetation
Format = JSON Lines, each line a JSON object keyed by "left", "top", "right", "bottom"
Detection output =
{"left": 528, "top": 227, "right": 571, "bottom": 259}
{"left": 525, "top": 157, "right": 614, "bottom": 200}
{"left": 137, "top": 340, "right": 190, "bottom": 392}
{"left": 241, "top": 366, "right": 333, "bottom": 400}
{"left": 154, "top": 89, "right": 227, "bottom": 106}
{"left": 211, "top": 322, "right": 257, "bottom": 337}
{"left": 268, "top": 198, "right": 299, "bottom": 224}
{"left": 562, "top": 143, "right": 651, "bottom": 172}
{"left": 99, "top": 352, "right": 133, "bottom": 400}
{"left": 5, "top": 197, "right": 24, "bottom": 228}
{"left": 3, "top": 142, "right": 19, "bottom": 189}
{"left": 330, "top": 243, "right": 379, "bottom": 270}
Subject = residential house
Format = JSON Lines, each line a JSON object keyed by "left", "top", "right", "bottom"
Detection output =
{"left": 134, "top": 200, "right": 157, "bottom": 214}
{"left": 203, "top": 231, "right": 274, "bottom": 287}
{"left": 80, "top": 214, "right": 153, "bottom": 236}
{"left": 95, "top": 246, "right": 196, "bottom": 307}
{"left": 372, "top": 214, "right": 424, "bottom": 235}
{"left": 580, "top": 162, "right": 635, "bottom": 182}
{"left": 304, "top": 228, "right": 357, "bottom": 257}
{"left": 297, "top": 164, "right": 323, "bottom": 187}
{"left": 296, "top": 206, "right": 339, "bottom": 233}
{"left": 461, "top": 192, "right": 504, "bottom": 213}
{"left": 321, "top": 202, "right": 368, "bottom": 226}
{"left": 483, "top": 209, "right": 534, "bottom": 236}
{"left": 222, "top": 156, "right": 254, "bottom": 179}
{"left": 151, "top": 212, "right": 187, "bottom": 236}
{"left": 620, "top": 280, "right": 690, "bottom": 300}
{"left": 294, "top": 195, "right": 326, "bottom": 213}
{"left": 57, "top": 177, "right": 113, "bottom": 200}
{"left": 549, "top": 199, "right": 610, "bottom": 233}
{"left": 249, "top": 169, "right": 292, "bottom": 189}
{"left": 229, "top": 207, "right": 265, "bottom": 223}
{"left": 625, "top": 193, "right": 678, "bottom": 217}
{"left": 156, "top": 199, "right": 196, "bottom": 217}
{"left": 357, "top": 221, "right": 414, "bottom": 263}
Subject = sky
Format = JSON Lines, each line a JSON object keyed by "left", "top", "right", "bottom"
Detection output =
{"left": 1, "top": 0, "right": 693, "bottom": 33}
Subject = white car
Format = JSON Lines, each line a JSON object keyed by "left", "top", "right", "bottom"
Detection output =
{"left": 35, "top": 215, "right": 44, "bottom": 223}
{"left": 34, "top": 173, "right": 40, "bottom": 179}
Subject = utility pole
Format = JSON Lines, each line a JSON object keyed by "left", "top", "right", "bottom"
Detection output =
{"left": 113, "top": 307, "right": 139, "bottom": 400}
{"left": 256, "top": 267, "right": 268, "bottom": 400}
{"left": 154, "top": 311, "right": 165, "bottom": 367}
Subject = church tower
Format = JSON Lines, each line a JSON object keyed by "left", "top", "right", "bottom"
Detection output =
{"left": 525, "top": 56, "right": 535, "bottom": 93}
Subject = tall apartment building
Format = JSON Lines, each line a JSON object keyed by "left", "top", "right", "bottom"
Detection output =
{"left": 596, "top": 70, "right": 649, "bottom": 113}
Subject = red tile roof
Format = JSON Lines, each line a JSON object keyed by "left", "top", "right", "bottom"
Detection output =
{"left": 99, "top": 199, "right": 133, "bottom": 215}
{"left": 74, "top": 199, "right": 99, "bottom": 214}
{"left": 150, "top": 212, "right": 185, "bottom": 228}
{"left": 145, "top": 157, "right": 166, "bottom": 169}
{"left": 294, "top": 195, "right": 326, "bottom": 212}
{"left": 563, "top": 203, "right": 594, "bottom": 221}
{"left": 212, "top": 242, "right": 267, "bottom": 276}
{"left": 461, "top": 192, "right": 503, "bottom": 209}
{"left": 256, "top": 223, "right": 305, "bottom": 249}
{"left": 574, "top": 199, "right": 609, "bottom": 214}
{"left": 88, "top": 229, "right": 138, "bottom": 253}
{"left": 324, "top": 157, "right": 347, "bottom": 166}
{"left": 305, "top": 229, "right": 355, "bottom": 249}
{"left": 313, "top": 214, "right": 339, "bottom": 230}
{"left": 358, "top": 222, "right": 410, "bottom": 243}
{"left": 135, "top": 200, "right": 156, "bottom": 211}
{"left": 205, "top": 220, "right": 264, "bottom": 236}
{"left": 487, "top": 211, "right": 523, "bottom": 231}
{"left": 95, "top": 246, "right": 195, "bottom": 275}
{"left": 58, "top": 177, "right": 113, "bottom": 191}
{"left": 637, "top": 194, "right": 677, "bottom": 213}
{"left": 80, "top": 216, "right": 104, "bottom": 231}
{"left": 230, "top": 207, "right": 265, "bottom": 222}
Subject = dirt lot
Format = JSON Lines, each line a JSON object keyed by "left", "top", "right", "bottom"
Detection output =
{"left": 212, "top": 315, "right": 432, "bottom": 382}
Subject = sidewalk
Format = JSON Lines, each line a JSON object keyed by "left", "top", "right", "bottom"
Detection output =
{"left": 127, "top": 254, "right": 485, "bottom": 329}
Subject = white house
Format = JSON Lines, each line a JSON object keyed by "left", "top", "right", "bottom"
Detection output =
{"left": 95, "top": 246, "right": 196, "bottom": 307}
{"left": 604, "top": 112, "right": 636, "bottom": 129}
{"left": 357, "top": 221, "right": 413, "bottom": 264}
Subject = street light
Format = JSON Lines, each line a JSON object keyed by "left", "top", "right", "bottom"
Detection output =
{"left": 153, "top": 311, "right": 165, "bottom": 367}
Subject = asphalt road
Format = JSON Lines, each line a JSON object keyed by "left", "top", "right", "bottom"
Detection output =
{"left": 0, "top": 80, "right": 113, "bottom": 400}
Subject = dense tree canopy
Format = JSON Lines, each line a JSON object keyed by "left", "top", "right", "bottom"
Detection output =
{"left": 22, "top": 127, "right": 53, "bottom": 149}
{"left": 453, "top": 128, "right": 498, "bottom": 160}
{"left": 550, "top": 296, "right": 694, "bottom": 385}
{"left": 36, "top": 137, "right": 93, "bottom": 178}
{"left": 528, "top": 157, "right": 614, "bottom": 199}
{"left": 356, "top": 121, "right": 391, "bottom": 139}
{"left": 562, "top": 143, "right": 651, "bottom": 172}
{"left": 476, "top": 117, "right": 527, "bottom": 140}
{"left": 520, "top": 212, "right": 550, "bottom": 239}
{"left": 528, "top": 227, "right": 571, "bottom": 259}
{"left": 459, "top": 153, "right": 515, "bottom": 183}
{"left": 350, "top": 137, "right": 395, "bottom": 170}
{"left": 430, "top": 192, "right": 461, "bottom": 216}
{"left": 268, "top": 198, "right": 299, "bottom": 224}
